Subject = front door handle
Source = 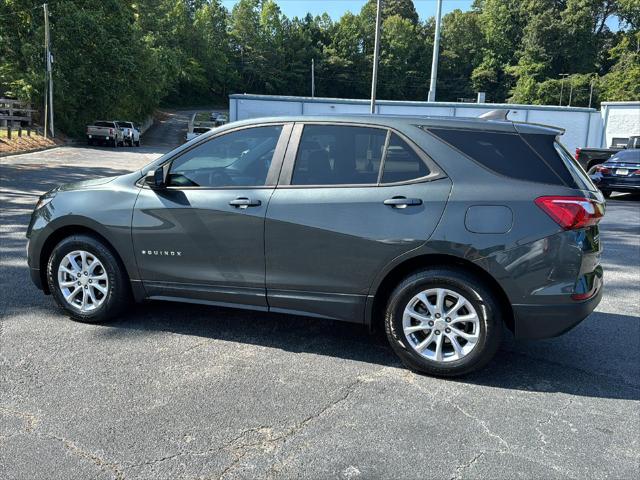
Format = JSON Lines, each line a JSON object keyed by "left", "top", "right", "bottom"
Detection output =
{"left": 384, "top": 196, "right": 423, "bottom": 208}
{"left": 229, "top": 197, "right": 262, "bottom": 208}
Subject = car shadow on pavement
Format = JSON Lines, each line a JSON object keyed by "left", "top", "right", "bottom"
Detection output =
{"left": 0, "top": 163, "right": 133, "bottom": 198}
{"left": 81, "top": 300, "right": 640, "bottom": 402}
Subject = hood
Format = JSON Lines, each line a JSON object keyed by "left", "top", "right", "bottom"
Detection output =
{"left": 58, "top": 175, "right": 118, "bottom": 192}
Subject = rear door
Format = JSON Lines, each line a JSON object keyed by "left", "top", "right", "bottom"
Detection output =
{"left": 264, "top": 122, "right": 452, "bottom": 322}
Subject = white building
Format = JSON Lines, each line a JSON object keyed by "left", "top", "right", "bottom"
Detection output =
{"left": 229, "top": 94, "right": 640, "bottom": 154}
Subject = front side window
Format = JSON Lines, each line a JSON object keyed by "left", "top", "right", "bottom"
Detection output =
{"left": 291, "top": 125, "right": 387, "bottom": 185}
{"left": 168, "top": 125, "right": 283, "bottom": 187}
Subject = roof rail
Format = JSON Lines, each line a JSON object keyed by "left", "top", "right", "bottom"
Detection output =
{"left": 479, "top": 109, "right": 510, "bottom": 121}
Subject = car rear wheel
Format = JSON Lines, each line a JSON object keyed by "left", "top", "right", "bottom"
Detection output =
{"left": 47, "top": 235, "right": 130, "bottom": 323}
{"left": 384, "top": 267, "right": 502, "bottom": 377}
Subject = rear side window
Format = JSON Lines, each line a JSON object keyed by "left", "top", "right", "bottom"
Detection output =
{"left": 427, "top": 128, "right": 563, "bottom": 185}
{"left": 291, "top": 125, "right": 386, "bottom": 185}
{"left": 522, "top": 134, "right": 596, "bottom": 191}
{"left": 381, "top": 133, "right": 430, "bottom": 183}
{"left": 520, "top": 134, "right": 576, "bottom": 186}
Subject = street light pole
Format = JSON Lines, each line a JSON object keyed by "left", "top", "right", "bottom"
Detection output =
{"left": 370, "top": 0, "right": 382, "bottom": 114}
{"left": 311, "top": 58, "right": 315, "bottom": 97}
{"left": 568, "top": 78, "right": 574, "bottom": 107}
{"left": 427, "top": 0, "right": 443, "bottom": 102}
{"left": 43, "top": 3, "right": 54, "bottom": 137}
{"left": 559, "top": 73, "right": 569, "bottom": 106}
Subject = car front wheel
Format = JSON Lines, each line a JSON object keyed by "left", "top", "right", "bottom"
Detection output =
{"left": 47, "top": 235, "right": 130, "bottom": 323}
{"left": 385, "top": 267, "right": 502, "bottom": 377}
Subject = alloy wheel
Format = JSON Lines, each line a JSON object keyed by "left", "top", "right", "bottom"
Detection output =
{"left": 402, "top": 288, "right": 480, "bottom": 363}
{"left": 57, "top": 250, "right": 109, "bottom": 312}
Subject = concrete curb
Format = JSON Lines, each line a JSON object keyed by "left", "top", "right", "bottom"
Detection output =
{"left": 0, "top": 143, "right": 62, "bottom": 158}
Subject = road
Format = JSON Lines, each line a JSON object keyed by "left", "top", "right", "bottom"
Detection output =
{"left": 1, "top": 112, "right": 639, "bottom": 479}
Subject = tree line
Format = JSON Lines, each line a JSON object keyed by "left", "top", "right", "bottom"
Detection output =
{"left": 1, "top": 0, "right": 638, "bottom": 136}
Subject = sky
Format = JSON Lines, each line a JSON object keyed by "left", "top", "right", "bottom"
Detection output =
{"left": 220, "top": 0, "right": 621, "bottom": 29}
{"left": 220, "top": 0, "right": 475, "bottom": 21}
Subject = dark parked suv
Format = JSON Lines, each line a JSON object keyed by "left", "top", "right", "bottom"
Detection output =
{"left": 26, "top": 114, "right": 605, "bottom": 376}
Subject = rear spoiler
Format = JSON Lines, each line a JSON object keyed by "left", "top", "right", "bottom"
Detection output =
{"left": 479, "top": 109, "right": 566, "bottom": 135}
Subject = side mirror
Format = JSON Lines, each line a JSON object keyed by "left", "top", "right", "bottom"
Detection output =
{"left": 145, "top": 166, "right": 167, "bottom": 189}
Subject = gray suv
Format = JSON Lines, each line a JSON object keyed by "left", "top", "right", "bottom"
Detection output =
{"left": 26, "top": 115, "right": 605, "bottom": 377}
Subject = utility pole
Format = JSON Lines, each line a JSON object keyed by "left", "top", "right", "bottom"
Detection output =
{"left": 311, "top": 58, "right": 315, "bottom": 97}
{"left": 588, "top": 76, "right": 595, "bottom": 109}
{"left": 370, "top": 0, "right": 382, "bottom": 114}
{"left": 43, "top": 3, "right": 54, "bottom": 137}
{"left": 559, "top": 73, "right": 569, "bottom": 106}
{"left": 427, "top": 0, "right": 443, "bottom": 102}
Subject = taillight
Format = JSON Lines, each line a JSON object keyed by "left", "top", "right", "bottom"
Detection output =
{"left": 535, "top": 196, "right": 605, "bottom": 230}
{"left": 633, "top": 169, "right": 640, "bottom": 175}
{"left": 595, "top": 165, "right": 610, "bottom": 174}
{"left": 109, "top": 128, "right": 114, "bottom": 135}
{"left": 574, "top": 147, "right": 581, "bottom": 161}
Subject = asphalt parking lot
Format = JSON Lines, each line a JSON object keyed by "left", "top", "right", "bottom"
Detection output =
{"left": 1, "top": 113, "right": 639, "bottom": 479}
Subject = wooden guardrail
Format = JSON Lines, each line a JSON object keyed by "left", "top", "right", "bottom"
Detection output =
{"left": 0, "top": 98, "right": 38, "bottom": 141}
{"left": 0, "top": 98, "right": 36, "bottom": 126}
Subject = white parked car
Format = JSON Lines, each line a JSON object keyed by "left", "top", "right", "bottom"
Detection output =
{"left": 185, "top": 126, "right": 212, "bottom": 142}
{"left": 116, "top": 121, "right": 141, "bottom": 147}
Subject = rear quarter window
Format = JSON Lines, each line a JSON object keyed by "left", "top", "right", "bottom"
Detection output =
{"left": 426, "top": 128, "right": 563, "bottom": 185}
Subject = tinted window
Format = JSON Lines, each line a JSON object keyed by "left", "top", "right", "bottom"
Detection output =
{"left": 427, "top": 128, "right": 563, "bottom": 185}
{"left": 291, "top": 125, "right": 387, "bottom": 185}
{"left": 520, "top": 134, "right": 576, "bottom": 186}
{"left": 382, "top": 133, "right": 429, "bottom": 183}
{"left": 168, "top": 125, "right": 282, "bottom": 187}
{"left": 95, "top": 121, "right": 114, "bottom": 128}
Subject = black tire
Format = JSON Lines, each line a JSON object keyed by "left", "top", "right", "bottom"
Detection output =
{"left": 135, "top": 139, "right": 140, "bottom": 147}
{"left": 601, "top": 189, "right": 612, "bottom": 198}
{"left": 87, "top": 139, "right": 94, "bottom": 146}
{"left": 384, "top": 267, "right": 503, "bottom": 377}
{"left": 46, "top": 234, "right": 130, "bottom": 323}
{"left": 112, "top": 138, "right": 118, "bottom": 148}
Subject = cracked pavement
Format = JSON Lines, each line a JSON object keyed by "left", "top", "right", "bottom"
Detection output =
{"left": 1, "top": 113, "right": 639, "bottom": 479}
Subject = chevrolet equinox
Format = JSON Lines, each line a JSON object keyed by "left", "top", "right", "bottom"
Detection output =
{"left": 27, "top": 114, "right": 605, "bottom": 376}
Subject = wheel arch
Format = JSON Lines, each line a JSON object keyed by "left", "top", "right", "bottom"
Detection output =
{"left": 39, "top": 224, "right": 130, "bottom": 295}
{"left": 368, "top": 253, "right": 514, "bottom": 333}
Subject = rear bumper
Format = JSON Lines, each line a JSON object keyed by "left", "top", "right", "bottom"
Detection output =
{"left": 596, "top": 177, "right": 640, "bottom": 192}
{"left": 87, "top": 134, "right": 113, "bottom": 141}
{"left": 512, "top": 283, "right": 603, "bottom": 339}
{"left": 599, "top": 184, "right": 640, "bottom": 193}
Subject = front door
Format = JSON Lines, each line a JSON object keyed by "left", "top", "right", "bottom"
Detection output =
{"left": 132, "top": 123, "right": 291, "bottom": 308}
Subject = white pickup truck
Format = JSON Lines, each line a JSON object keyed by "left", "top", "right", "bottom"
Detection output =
{"left": 86, "top": 121, "right": 123, "bottom": 147}
{"left": 116, "top": 121, "right": 141, "bottom": 147}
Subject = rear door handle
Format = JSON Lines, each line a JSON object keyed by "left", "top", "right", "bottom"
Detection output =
{"left": 229, "top": 197, "right": 262, "bottom": 208}
{"left": 384, "top": 196, "right": 423, "bottom": 208}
